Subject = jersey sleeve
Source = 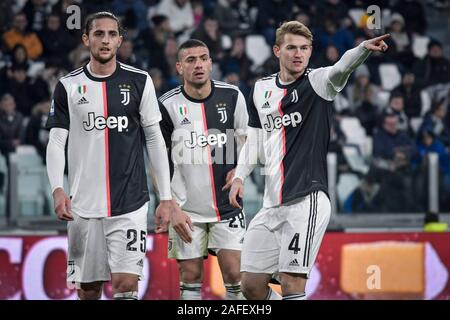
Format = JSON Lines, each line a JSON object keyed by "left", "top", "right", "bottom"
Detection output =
{"left": 234, "top": 89, "right": 249, "bottom": 138}
{"left": 140, "top": 74, "right": 162, "bottom": 127}
{"left": 158, "top": 100, "right": 174, "bottom": 147}
{"left": 309, "top": 42, "right": 371, "bottom": 101}
{"left": 247, "top": 85, "right": 262, "bottom": 128}
{"left": 46, "top": 81, "right": 70, "bottom": 130}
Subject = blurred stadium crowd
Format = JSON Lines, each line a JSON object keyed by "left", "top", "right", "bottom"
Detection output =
{"left": 1, "top": 0, "right": 450, "bottom": 219}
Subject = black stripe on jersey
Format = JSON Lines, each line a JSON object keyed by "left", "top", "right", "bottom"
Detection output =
{"left": 158, "top": 100, "right": 175, "bottom": 178}
{"left": 62, "top": 67, "right": 83, "bottom": 79}
{"left": 104, "top": 68, "right": 150, "bottom": 216}
{"left": 247, "top": 85, "right": 262, "bottom": 128}
{"left": 308, "top": 191, "right": 319, "bottom": 266}
{"left": 201, "top": 85, "right": 242, "bottom": 220}
{"left": 119, "top": 64, "right": 148, "bottom": 76}
{"left": 160, "top": 87, "right": 181, "bottom": 102}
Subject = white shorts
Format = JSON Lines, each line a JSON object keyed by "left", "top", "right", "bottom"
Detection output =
{"left": 168, "top": 211, "right": 246, "bottom": 260}
{"left": 241, "top": 191, "right": 330, "bottom": 277}
{"left": 67, "top": 202, "right": 148, "bottom": 284}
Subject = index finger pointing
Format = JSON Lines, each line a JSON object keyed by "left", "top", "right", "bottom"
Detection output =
{"left": 372, "top": 33, "right": 390, "bottom": 42}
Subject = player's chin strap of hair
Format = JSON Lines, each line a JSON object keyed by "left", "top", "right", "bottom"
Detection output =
{"left": 113, "top": 291, "right": 138, "bottom": 300}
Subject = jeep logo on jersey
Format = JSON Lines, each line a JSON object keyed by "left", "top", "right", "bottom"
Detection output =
{"left": 184, "top": 132, "right": 227, "bottom": 148}
{"left": 83, "top": 112, "right": 128, "bottom": 132}
{"left": 119, "top": 84, "right": 131, "bottom": 106}
{"left": 264, "top": 112, "right": 302, "bottom": 132}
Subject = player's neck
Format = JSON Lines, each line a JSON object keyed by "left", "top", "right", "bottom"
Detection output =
{"left": 183, "top": 80, "right": 212, "bottom": 100}
{"left": 279, "top": 68, "right": 305, "bottom": 84}
{"left": 89, "top": 57, "right": 117, "bottom": 76}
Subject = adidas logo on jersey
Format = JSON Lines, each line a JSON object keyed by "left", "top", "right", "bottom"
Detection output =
{"left": 184, "top": 132, "right": 227, "bottom": 148}
{"left": 263, "top": 112, "right": 302, "bottom": 132}
{"left": 83, "top": 112, "right": 129, "bottom": 132}
{"left": 77, "top": 97, "right": 89, "bottom": 105}
{"left": 262, "top": 101, "right": 271, "bottom": 109}
{"left": 289, "top": 259, "right": 300, "bottom": 267}
{"left": 136, "top": 259, "right": 144, "bottom": 267}
{"left": 180, "top": 117, "right": 191, "bottom": 125}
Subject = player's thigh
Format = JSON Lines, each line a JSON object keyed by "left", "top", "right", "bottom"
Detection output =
{"left": 168, "top": 221, "right": 208, "bottom": 260}
{"left": 240, "top": 208, "right": 279, "bottom": 274}
{"left": 105, "top": 203, "right": 148, "bottom": 279}
{"left": 279, "top": 191, "right": 331, "bottom": 276}
{"left": 67, "top": 212, "right": 110, "bottom": 284}
{"left": 208, "top": 211, "right": 246, "bottom": 253}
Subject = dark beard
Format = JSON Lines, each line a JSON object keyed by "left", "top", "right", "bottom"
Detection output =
{"left": 92, "top": 52, "right": 114, "bottom": 64}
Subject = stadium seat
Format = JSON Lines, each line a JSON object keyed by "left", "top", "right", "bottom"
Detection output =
{"left": 9, "top": 147, "right": 46, "bottom": 217}
{"left": 337, "top": 173, "right": 360, "bottom": 209}
{"left": 412, "top": 35, "right": 430, "bottom": 59}
{"left": 342, "top": 144, "right": 370, "bottom": 174}
{"left": 420, "top": 89, "right": 431, "bottom": 116}
{"left": 379, "top": 63, "right": 402, "bottom": 91}
{"left": 410, "top": 117, "right": 424, "bottom": 134}
{"left": 245, "top": 34, "right": 271, "bottom": 68}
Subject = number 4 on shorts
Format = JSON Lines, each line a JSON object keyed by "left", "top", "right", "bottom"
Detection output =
{"left": 288, "top": 233, "right": 301, "bottom": 254}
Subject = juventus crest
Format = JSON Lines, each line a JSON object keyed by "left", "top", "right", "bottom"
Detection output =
{"left": 216, "top": 103, "right": 227, "bottom": 123}
{"left": 119, "top": 84, "right": 131, "bottom": 106}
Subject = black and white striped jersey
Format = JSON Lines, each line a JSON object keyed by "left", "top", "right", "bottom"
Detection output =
{"left": 159, "top": 80, "right": 248, "bottom": 223}
{"left": 46, "top": 62, "right": 161, "bottom": 218}
{"left": 247, "top": 68, "right": 340, "bottom": 208}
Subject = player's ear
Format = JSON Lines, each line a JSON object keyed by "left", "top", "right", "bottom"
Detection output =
{"left": 82, "top": 33, "right": 89, "bottom": 47}
{"left": 273, "top": 45, "right": 281, "bottom": 58}
{"left": 176, "top": 61, "right": 183, "bottom": 75}
{"left": 117, "top": 35, "right": 123, "bottom": 49}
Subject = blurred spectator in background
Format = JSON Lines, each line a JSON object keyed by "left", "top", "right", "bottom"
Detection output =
{"left": 414, "top": 127, "right": 450, "bottom": 208}
{"left": 393, "top": 0, "right": 427, "bottom": 35}
{"left": 156, "top": 0, "right": 194, "bottom": 37}
{"left": 22, "top": 0, "right": 51, "bottom": 33}
{"left": 373, "top": 113, "right": 415, "bottom": 169}
{"left": 413, "top": 40, "right": 450, "bottom": 87}
{"left": 149, "top": 68, "right": 167, "bottom": 97}
{"left": 1, "top": 64, "right": 49, "bottom": 117}
{"left": 220, "top": 36, "right": 252, "bottom": 84}
{"left": 24, "top": 100, "right": 50, "bottom": 162}
{"left": 291, "top": 10, "right": 311, "bottom": 28}
{"left": 192, "top": 0, "right": 204, "bottom": 27}
{"left": 0, "top": 93, "right": 23, "bottom": 161}
{"left": 420, "top": 98, "right": 450, "bottom": 147}
{"left": 39, "top": 12, "right": 76, "bottom": 69}
{"left": 314, "top": 44, "right": 340, "bottom": 68}
{"left": 256, "top": 0, "right": 294, "bottom": 45}
{"left": 223, "top": 71, "right": 249, "bottom": 97}
{"left": 372, "top": 114, "right": 417, "bottom": 212}
{"left": 117, "top": 39, "right": 144, "bottom": 69}
{"left": 392, "top": 71, "right": 422, "bottom": 118}
{"left": 346, "top": 64, "right": 380, "bottom": 134}
{"left": 191, "top": 15, "right": 224, "bottom": 62}
{"left": 111, "top": 0, "right": 148, "bottom": 31}
{"left": 136, "top": 15, "right": 173, "bottom": 74}
{"left": 162, "top": 37, "right": 181, "bottom": 89}
{"left": 381, "top": 91, "right": 409, "bottom": 133}
{"left": 0, "top": 0, "right": 14, "bottom": 33}
{"left": 386, "top": 13, "right": 415, "bottom": 68}
{"left": 344, "top": 169, "right": 383, "bottom": 213}
{"left": 314, "top": 16, "right": 354, "bottom": 57}
{"left": 214, "top": 0, "right": 251, "bottom": 37}
{"left": 2, "top": 12, "right": 43, "bottom": 60}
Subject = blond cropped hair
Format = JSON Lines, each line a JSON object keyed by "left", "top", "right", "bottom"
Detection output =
{"left": 275, "top": 21, "right": 313, "bottom": 46}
